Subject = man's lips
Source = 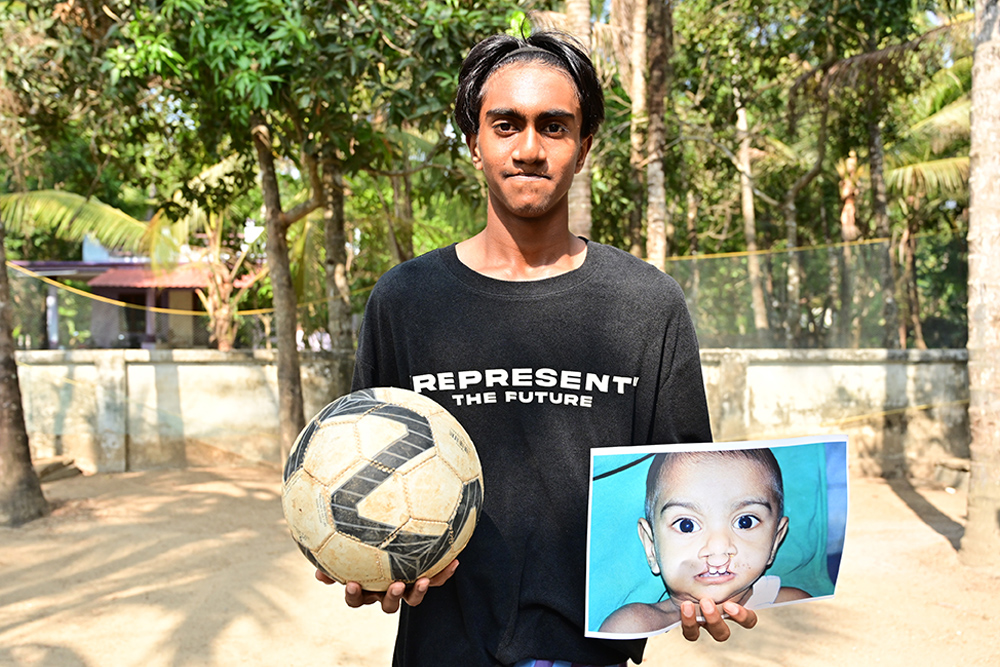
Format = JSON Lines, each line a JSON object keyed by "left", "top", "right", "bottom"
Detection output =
{"left": 505, "top": 172, "right": 549, "bottom": 179}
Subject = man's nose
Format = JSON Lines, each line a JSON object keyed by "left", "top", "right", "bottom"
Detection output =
{"left": 512, "top": 126, "right": 544, "bottom": 163}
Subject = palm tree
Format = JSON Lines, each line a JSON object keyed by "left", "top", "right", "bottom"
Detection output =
{"left": 0, "top": 211, "right": 47, "bottom": 526}
{"left": 959, "top": 0, "right": 1000, "bottom": 569}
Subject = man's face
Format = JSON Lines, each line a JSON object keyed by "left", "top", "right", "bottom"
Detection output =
{"left": 466, "top": 62, "right": 592, "bottom": 221}
{"left": 638, "top": 457, "right": 789, "bottom": 606}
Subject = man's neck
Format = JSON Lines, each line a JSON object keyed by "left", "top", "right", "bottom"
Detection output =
{"left": 456, "top": 198, "right": 587, "bottom": 281}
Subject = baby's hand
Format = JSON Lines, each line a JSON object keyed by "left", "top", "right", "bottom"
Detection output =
{"left": 680, "top": 599, "right": 757, "bottom": 642}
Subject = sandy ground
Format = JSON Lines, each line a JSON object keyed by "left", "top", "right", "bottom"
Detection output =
{"left": 1, "top": 465, "right": 998, "bottom": 667}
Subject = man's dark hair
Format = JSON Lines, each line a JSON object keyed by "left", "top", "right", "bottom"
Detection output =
{"left": 644, "top": 448, "right": 786, "bottom": 523}
{"left": 454, "top": 31, "right": 605, "bottom": 139}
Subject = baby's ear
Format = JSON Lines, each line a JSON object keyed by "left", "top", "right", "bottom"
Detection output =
{"left": 768, "top": 516, "right": 790, "bottom": 566}
{"left": 637, "top": 518, "right": 660, "bottom": 575}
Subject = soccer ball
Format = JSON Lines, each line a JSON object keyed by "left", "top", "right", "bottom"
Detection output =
{"left": 281, "top": 387, "right": 484, "bottom": 591}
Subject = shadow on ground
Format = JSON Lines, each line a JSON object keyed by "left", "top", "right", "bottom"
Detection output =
{"left": 887, "top": 478, "right": 964, "bottom": 550}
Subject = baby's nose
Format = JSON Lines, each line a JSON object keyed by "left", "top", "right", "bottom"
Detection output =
{"left": 699, "top": 531, "right": 737, "bottom": 562}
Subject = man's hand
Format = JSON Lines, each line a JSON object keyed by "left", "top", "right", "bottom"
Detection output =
{"left": 679, "top": 599, "right": 758, "bottom": 642}
{"left": 314, "top": 560, "right": 460, "bottom": 614}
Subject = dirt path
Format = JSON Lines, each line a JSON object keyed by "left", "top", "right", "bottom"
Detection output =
{"left": 1, "top": 466, "right": 997, "bottom": 666}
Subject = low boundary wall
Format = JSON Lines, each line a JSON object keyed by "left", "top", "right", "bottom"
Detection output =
{"left": 17, "top": 349, "right": 969, "bottom": 479}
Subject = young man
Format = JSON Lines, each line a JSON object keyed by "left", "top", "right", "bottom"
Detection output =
{"left": 320, "top": 31, "right": 758, "bottom": 665}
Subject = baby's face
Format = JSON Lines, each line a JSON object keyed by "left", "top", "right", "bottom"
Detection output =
{"left": 639, "top": 456, "right": 788, "bottom": 606}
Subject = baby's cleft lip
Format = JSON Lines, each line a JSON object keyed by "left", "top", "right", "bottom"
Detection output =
{"left": 695, "top": 569, "right": 736, "bottom": 584}
{"left": 696, "top": 561, "right": 735, "bottom": 581}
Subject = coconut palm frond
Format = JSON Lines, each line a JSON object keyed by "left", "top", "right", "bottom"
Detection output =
{"left": 528, "top": 10, "right": 568, "bottom": 33}
{"left": 590, "top": 21, "right": 623, "bottom": 83}
{"left": 146, "top": 210, "right": 186, "bottom": 272}
{"left": 916, "top": 56, "right": 972, "bottom": 117}
{"left": 0, "top": 190, "right": 149, "bottom": 251}
{"left": 907, "top": 96, "right": 971, "bottom": 153}
{"left": 886, "top": 155, "right": 969, "bottom": 198}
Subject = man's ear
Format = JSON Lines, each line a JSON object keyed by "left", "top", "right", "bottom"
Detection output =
{"left": 574, "top": 134, "right": 593, "bottom": 173}
{"left": 768, "top": 516, "right": 790, "bottom": 566}
{"left": 638, "top": 518, "right": 660, "bottom": 576}
{"left": 467, "top": 133, "right": 483, "bottom": 171}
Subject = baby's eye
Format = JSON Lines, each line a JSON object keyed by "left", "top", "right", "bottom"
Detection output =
{"left": 734, "top": 514, "right": 760, "bottom": 530}
{"left": 672, "top": 517, "right": 700, "bottom": 533}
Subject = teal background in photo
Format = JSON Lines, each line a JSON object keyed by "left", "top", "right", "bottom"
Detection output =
{"left": 587, "top": 440, "right": 845, "bottom": 633}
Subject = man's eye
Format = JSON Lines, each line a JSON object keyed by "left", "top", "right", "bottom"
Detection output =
{"left": 734, "top": 514, "right": 760, "bottom": 530}
{"left": 545, "top": 123, "right": 567, "bottom": 133}
{"left": 672, "top": 517, "right": 700, "bottom": 533}
{"left": 495, "top": 122, "right": 515, "bottom": 132}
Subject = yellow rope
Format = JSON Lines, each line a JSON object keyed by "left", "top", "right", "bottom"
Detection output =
{"left": 819, "top": 398, "right": 970, "bottom": 428}
{"left": 7, "top": 230, "right": 950, "bottom": 313}
{"left": 5, "top": 260, "right": 328, "bottom": 317}
{"left": 664, "top": 236, "right": 892, "bottom": 262}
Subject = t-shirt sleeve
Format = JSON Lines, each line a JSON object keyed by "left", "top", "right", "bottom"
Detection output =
{"left": 653, "top": 282, "right": 713, "bottom": 444}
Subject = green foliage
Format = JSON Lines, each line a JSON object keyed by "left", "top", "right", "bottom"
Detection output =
{"left": 0, "top": 190, "right": 153, "bottom": 251}
{"left": 0, "top": 0, "right": 974, "bottom": 351}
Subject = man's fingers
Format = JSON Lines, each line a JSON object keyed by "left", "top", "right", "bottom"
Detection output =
{"left": 402, "top": 578, "right": 430, "bottom": 607}
{"left": 345, "top": 582, "right": 388, "bottom": 610}
{"left": 380, "top": 582, "right": 406, "bottom": 613}
{"left": 315, "top": 569, "right": 336, "bottom": 585}
{"left": 340, "top": 568, "right": 453, "bottom": 613}
{"left": 427, "top": 559, "right": 459, "bottom": 587}
{"left": 699, "top": 599, "right": 732, "bottom": 642}
{"left": 722, "top": 601, "right": 758, "bottom": 629}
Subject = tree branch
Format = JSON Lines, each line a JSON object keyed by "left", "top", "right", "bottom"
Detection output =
{"left": 281, "top": 151, "right": 323, "bottom": 225}
{"left": 671, "top": 132, "right": 782, "bottom": 208}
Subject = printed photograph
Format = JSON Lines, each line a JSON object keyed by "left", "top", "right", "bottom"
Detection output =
{"left": 585, "top": 435, "right": 849, "bottom": 639}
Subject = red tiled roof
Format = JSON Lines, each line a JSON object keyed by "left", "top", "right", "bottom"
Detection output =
{"left": 88, "top": 264, "right": 211, "bottom": 289}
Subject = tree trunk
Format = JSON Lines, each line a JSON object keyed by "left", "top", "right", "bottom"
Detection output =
{"left": 901, "top": 216, "right": 927, "bottom": 349}
{"left": 685, "top": 189, "right": 700, "bottom": 327}
{"left": 780, "top": 90, "right": 829, "bottom": 347}
{"left": 867, "top": 105, "right": 900, "bottom": 349}
{"left": 566, "top": 0, "right": 592, "bottom": 239}
{"left": 838, "top": 150, "right": 861, "bottom": 347}
{"left": 251, "top": 117, "right": 305, "bottom": 459}
{"left": 645, "top": 0, "right": 673, "bottom": 270}
{"left": 389, "top": 172, "right": 415, "bottom": 265}
{"left": 322, "top": 156, "right": 356, "bottom": 398}
{"left": 734, "top": 84, "right": 769, "bottom": 345}
{"left": 0, "top": 215, "right": 48, "bottom": 526}
{"left": 960, "top": 0, "right": 1000, "bottom": 570}
{"left": 627, "top": 0, "right": 648, "bottom": 257}
{"left": 781, "top": 198, "right": 801, "bottom": 346}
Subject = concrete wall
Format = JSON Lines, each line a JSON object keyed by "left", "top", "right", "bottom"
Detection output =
{"left": 17, "top": 349, "right": 969, "bottom": 478}
{"left": 701, "top": 349, "right": 969, "bottom": 478}
{"left": 18, "top": 349, "right": 354, "bottom": 473}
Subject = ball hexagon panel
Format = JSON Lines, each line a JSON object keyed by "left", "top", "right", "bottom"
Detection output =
{"left": 315, "top": 531, "right": 391, "bottom": 589}
{"left": 282, "top": 470, "right": 335, "bottom": 551}
{"left": 434, "top": 425, "right": 482, "bottom": 483}
{"left": 303, "top": 422, "right": 367, "bottom": 490}
{"left": 356, "top": 472, "right": 411, "bottom": 530}
{"left": 401, "top": 517, "right": 449, "bottom": 538}
{"left": 355, "top": 414, "right": 410, "bottom": 461}
{"left": 402, "top": 456, "right": 462, "bottom": 522}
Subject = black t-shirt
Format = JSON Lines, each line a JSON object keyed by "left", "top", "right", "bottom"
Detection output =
{"left": 353, "top": 240, "right": 712, "bottom": 666}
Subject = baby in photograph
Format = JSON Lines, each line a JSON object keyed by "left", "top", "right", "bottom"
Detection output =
{"left": 600, "top": 448, "right": 810, "bottom": 634}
